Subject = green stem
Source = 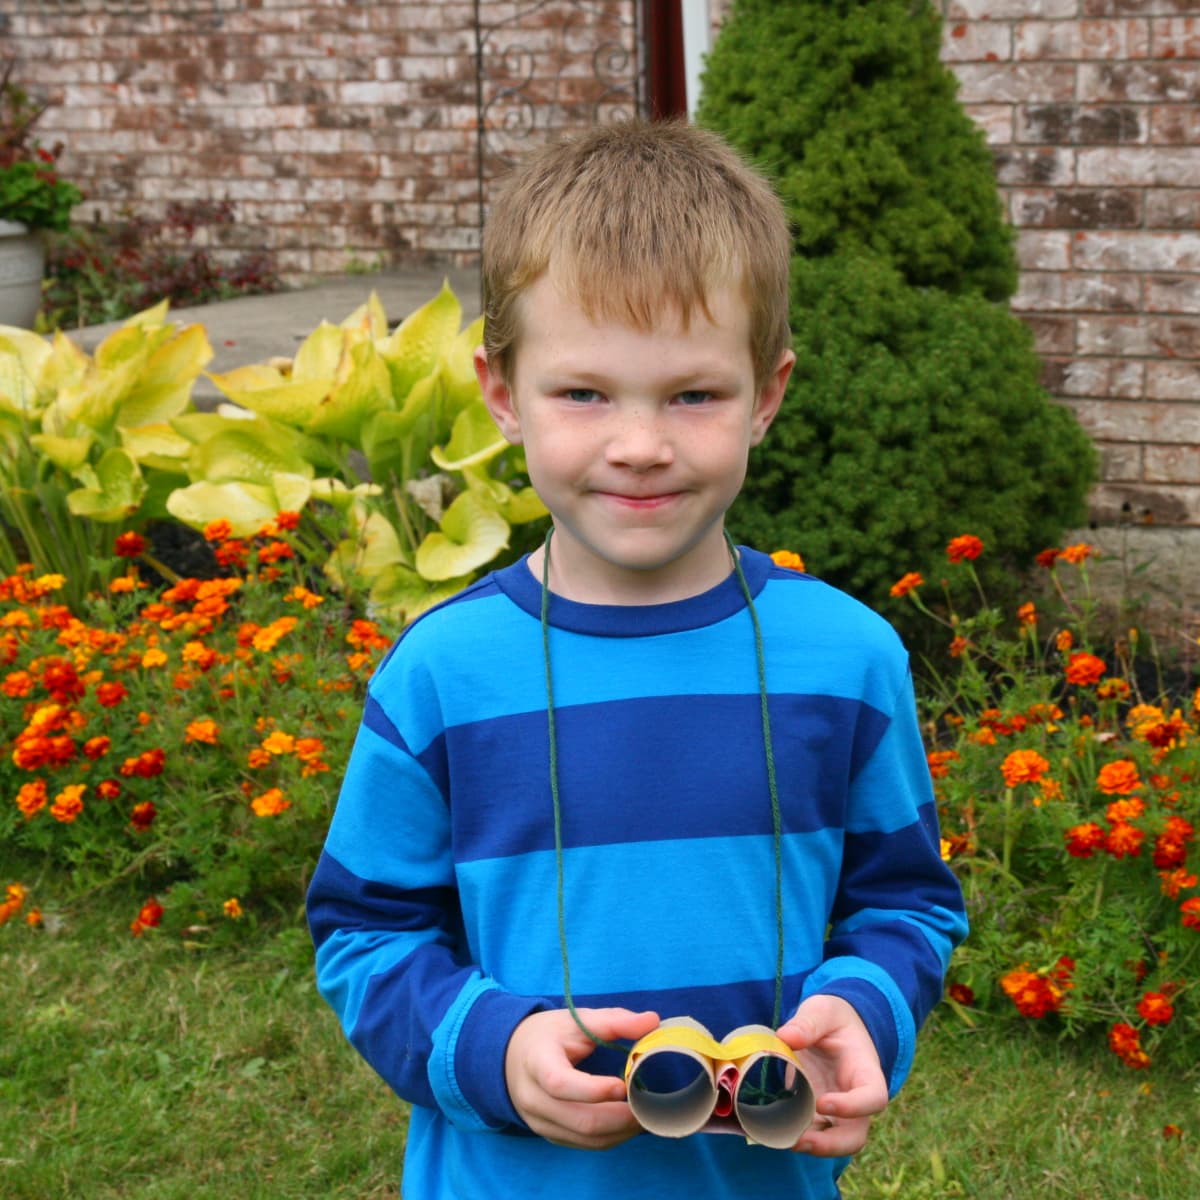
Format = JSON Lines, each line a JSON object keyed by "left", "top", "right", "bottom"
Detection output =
{"left": 1002, "top": 786, "right": 1015, "bottom": 876}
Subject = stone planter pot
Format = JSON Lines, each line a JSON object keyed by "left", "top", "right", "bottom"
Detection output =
{"left": 0, "top": 219, "right": 45, "bottom": 329}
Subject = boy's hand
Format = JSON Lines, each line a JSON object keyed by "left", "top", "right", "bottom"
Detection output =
{"left": 505, "top": 1007, "right": 659, "bottom": 1150}
{"left": 776, "top": 995, "right": 889, "bottom": 1158}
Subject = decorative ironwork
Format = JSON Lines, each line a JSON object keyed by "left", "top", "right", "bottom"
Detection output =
{"left": 473, "top": 0, "right": 645, "bottom": 239}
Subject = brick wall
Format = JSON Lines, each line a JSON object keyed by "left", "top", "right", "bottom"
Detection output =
{"left": 941, "top": 0, "right": 1200, "bottom": 550}
{"left": 6, "top": 0, "right": 1199, "bottom": 571}
{"left": 5, "top": 0, "right": 635, "bottom": 275}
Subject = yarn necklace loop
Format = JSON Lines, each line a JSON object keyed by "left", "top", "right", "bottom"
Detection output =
{"left": 540, "top": 529, "right": 785, "bottom": 1051}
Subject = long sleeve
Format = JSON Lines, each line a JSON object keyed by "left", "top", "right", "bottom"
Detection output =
{"left": 306, "top": 658, "right": 543, "bottom": 1132}
{"left": 801, "top": 665, "right": 967, "bottom": 1094}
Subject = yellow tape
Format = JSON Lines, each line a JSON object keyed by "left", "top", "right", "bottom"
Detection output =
{"left": 624, "top": 1024, "right": 798, "bottom": 1081}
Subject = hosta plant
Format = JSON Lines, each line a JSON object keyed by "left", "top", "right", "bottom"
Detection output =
{"left": 0, "top": 303, "right": 213, "bottom": 608}
{"left": 164, "top": 281, "right": 547, "bottom": 622}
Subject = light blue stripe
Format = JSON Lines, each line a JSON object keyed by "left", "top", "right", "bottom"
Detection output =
{"left": 457, "top": 830, "right": 842, "bottom": 995}
{"left": 427, "top": 976, "right": 503, "bottom": 1132}
{"left": 315, "top": 925, "right": 443, "bottom": 1036}
{"left": 324, "top": 724, "right": 451, "bottom": 890}
{"left": 845, "top": 687, "right": 932, "bottom": 834}
{"left": 833, "top": 904, "right": 967, "bottom": 973}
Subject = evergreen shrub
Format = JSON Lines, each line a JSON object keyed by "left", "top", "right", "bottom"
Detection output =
{"left": 699, "top": 0, "right": 1097, "bottom": 611}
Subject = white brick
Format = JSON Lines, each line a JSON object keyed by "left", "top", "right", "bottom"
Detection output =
{"left": 1078, "top": 147, "right": 1200, "bottom": 186}
{"left": 1017, "top": 229, "right": 1073, "bottom": 270}
{"left": 1074, "top": 231, "right": 1200, "bottom": 271}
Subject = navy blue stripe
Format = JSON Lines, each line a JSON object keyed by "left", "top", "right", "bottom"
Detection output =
{"left": 833, "top": 807, "right": 959, "bottom": 920}
{"left": 306, "top": 852, "right": 463, "bottom": 946}
{"left": 444, "top": 693, "right": 887, "bottom": 862}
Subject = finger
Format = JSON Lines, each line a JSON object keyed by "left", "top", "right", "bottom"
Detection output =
{"left": 816, "top": 1076, "right": 889, "bottom": 1120}
{"left": 537, "top": 1061, "right": 628, "bottom": 1105}
{"left": 526, "top": 1099, "right": 643, "bottom": 1151}
{"left": 794, "top": 1113, "right": 871, "bottom": 1158}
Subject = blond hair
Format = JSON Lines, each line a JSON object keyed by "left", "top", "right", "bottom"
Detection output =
{"left": 480, "top": 119, "right": 791, "bottom": 386}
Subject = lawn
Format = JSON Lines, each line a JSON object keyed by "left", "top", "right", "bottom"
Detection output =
{"left": 3, "top": 882, "right": 1197, "bottom": 1200}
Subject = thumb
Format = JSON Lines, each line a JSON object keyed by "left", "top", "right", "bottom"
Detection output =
{"left": 777, "top": 995, "right": 841, "bottom": 1051}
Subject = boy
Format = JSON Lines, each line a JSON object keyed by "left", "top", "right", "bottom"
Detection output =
{"left": 307, "top": 120, "right": 966, "bottom": 1199}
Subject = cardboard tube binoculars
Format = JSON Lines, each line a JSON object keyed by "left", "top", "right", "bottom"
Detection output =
{"left": 624, "top": 1017, "right": 815, "bottom": 1149}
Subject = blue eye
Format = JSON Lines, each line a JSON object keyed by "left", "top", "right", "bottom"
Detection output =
{"left": 564, "top": 388, "right": 601, "bottom": 403}
{"left": 677, "top": 391, "right": 712, "bottom": 406}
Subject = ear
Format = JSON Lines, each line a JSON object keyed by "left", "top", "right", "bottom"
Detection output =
{"left": 749, "top": 348, "right": 795, "bottom": 446}
{"left": 475, "top": 345, "right": 523, "bottom": 444}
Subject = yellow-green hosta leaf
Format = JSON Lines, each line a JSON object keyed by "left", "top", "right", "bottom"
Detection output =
{"left": 165, "top": 475, "right": 312, "bottom": 537}
{"left": 42, "top": 331, "right": 91, "bottom": 397}
{"left": 306, "top": 338, "right": 391, "bottom": 443}
{"left": 293, "top": 322, "right": 346, "bottom": 383}
{"left": 66, "top": 446, "right": 146, "bottom": 522}
{"left": 188, "top": 426, "right": 315, "bottom": 485}
{"left": 117, "top": 324, "right": 213, "bottom": 428}
{"left": 120, "top": 422, "right": 195, "bottom": 473}
{"left": 323, "top": 509, "right": 404, "bottom": 591}
{"left": 440, "top": 316, "right": 484, "bottom": 419}
{"left": 430, "top": 399, "right": 507, "bottom": 472}
{"left": 270, "top": 471, "right": 313, "bottom": 514}
{"left": 500, "top": 485, "right": 548, "bottom": 525}
{"left": 93, "top": 320, "right": 172, "bottom": 373}
{"left": 124, "top": 299, "right": 172, "bottom": 329}
{"left": 206, "top": 364, "right": 331, "bottom": 429}
{"left": 415, "top": 490, "right": 509, "bottom": 582}
{"left": 341, "top": 292, "right": 389, "bottom": 340}
{"left": 368, "top": 563, "right": 473, "bottom": 626}
{"left": 29, "top": 432, "right": 93, "bottom": 473}
{"left": 309, "top": 477, "right": 382, "bottom": 514}
{"left": 377, "top": 279, "right": 461, "bottom": 400}
{"left": 0, "top": 327, "right": 53, "bottom": 414}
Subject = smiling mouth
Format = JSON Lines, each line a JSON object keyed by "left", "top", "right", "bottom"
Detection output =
{"left": 599, "top": 491, "right": 681, "bottom": 509}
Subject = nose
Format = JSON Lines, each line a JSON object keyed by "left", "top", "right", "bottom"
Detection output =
{"left": 604, "top": 407, "right": 673, "bottom": 471}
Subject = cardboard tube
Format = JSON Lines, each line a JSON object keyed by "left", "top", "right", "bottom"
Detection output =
{"left": 625, "top": 1018, "right": 815, "bottom": 1149}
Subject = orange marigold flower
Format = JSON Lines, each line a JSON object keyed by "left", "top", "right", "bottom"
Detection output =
{"left": 223, "top": 897, "right": 244, "bottom": 919}
{"left": 109, "top": 575, "right": 142, "bottom": 595}
{"left": 1098, "top": 759, "right": 1142, "bottom": 795}
{"left": 2, "top": 669, "right": 34, "bottom": 697}
{"left": 1108, "top": 1022, "right": 1150, "bottom": 1069}
{"left": 130, "top": 897, "right": 164, "bottom": 936}
{"left": 1137, "top": 991, "right": 1175, "bottom": 1026}
{"left": 946, "top": 534, "right": 984, "bottom": 563}
{"left": 247, "top": 747, "right": 272, "bottom": 769}
{"left": 1182, "top": 897, "right": 1200, "bottom": 930}
{"left": 1038, "top": 776, "right": 1063, "bottom": 803}
{"left": 82, "top": 735, "right": 111, "bottom": 760}
{"left": 947, "top": 983, "right": 975, "bottom": 1006}
{"left": 770, "top": 549, "right": 806, "bottom": 573}
{"left": 1001, "top": 749, "right": 1050, "bottom": 787}
{"left": 261, "top": 730, "right": 296, "bottom": 756}
{"left": 214, "top": 540, "right": 248, "bottom": 568}
{"left": 96, "top": 778, "right": 122, "bottom": 801}
{"left": 1065, "top": 652, "right": 1106, "bottom": 686}
{"left": 999, "top": 965, "right": 1064, "bottom": 1018}
{"left": 119, "top": 747, "right": 166, "bottom": 779}
{"left": 927, "top": 749, "right": 960, "bottom": 779}
{"left": 275, "top": 510, "right": 301, "bottom": 531}
{"left": 252, "top": 617, "right": 298, "bottom": 653}
{"left": 1035, "top": 547, "right": 1061, "bottom": 569}
{"left": 1154, "top": 836, "right": 1189, "bottom": 871}
{"left": 948, "top": 635, "right": 970, "bottom": 657}
{"left": 1017, "top": 601, "right": 1037, "bottom": 626}
{"left": 1096, "top": 677, "right": 1131, "bottom": 702}
{"left": 95, "top": 680, "right": 129, "bottom": 708}
{"left": 888, "top": 571, "right": 924, "bottom": 598}
{"left": 141, "top": 648, "right": 168, "bottom": 669}
{"left": 285, "top": 585, "right": 325, "bottom": 609}
{"left": 114, "top": 532, "right": 147, "bottom": 558}
{"left": 1105, "top": 821, "right": 1145, "bottom": 859}
{"left": 15, "top": 779, "right": 47, "bottom": 818}
{"left": 1160, "top": 868, "right": 1197, "bottom": 899}
{"left": 346, "top": 619, "right": 391, "bottom": 652}
{"left": 130, "top": 801, "right": 157, "bottom": 832}
{"left": 1106, "top": 796, "right": 1145, "bottom": 824}
{"left": 50, "top": 784, "right": 85, "bottom": 823}
{"left": 1065, "top": 822, "right": 1105, "bottom": 858}
{"left": 185, "top": 718, "right": 220, "bottom": 745}
{"left": 251, "top": 788, "right": 291, "bottom": 817}
{"left": 1057, "top": 543, "right": 1094, "bottom": 565}
{"left": 203, "top": 519, "right": 233, "bottom": 542}
{"left": 1056, "top": 629, "right": 1074, "bottom": 652}
{"left": 257, "top": 539, "right": 295, "bottom": 564}
{"left": 1163, "top": 1124, "right": 1183, "bottom": 1141}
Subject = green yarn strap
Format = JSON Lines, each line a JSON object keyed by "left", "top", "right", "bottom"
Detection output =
{"left": 540, "top": 530, "right": 786, "bottom": 1050}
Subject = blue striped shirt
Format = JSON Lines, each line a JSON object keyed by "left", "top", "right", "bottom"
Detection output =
{"left": 307, "top": 549, "right": 967, "bottom": 1199}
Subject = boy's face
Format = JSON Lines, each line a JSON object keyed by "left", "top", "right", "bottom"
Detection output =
{"left": 476, "top": 274, "right": 793, "bottom": 605}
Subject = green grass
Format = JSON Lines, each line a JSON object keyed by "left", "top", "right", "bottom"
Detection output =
{"left": 4, "top": 890, "right": 1199, "bottom": 1199}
